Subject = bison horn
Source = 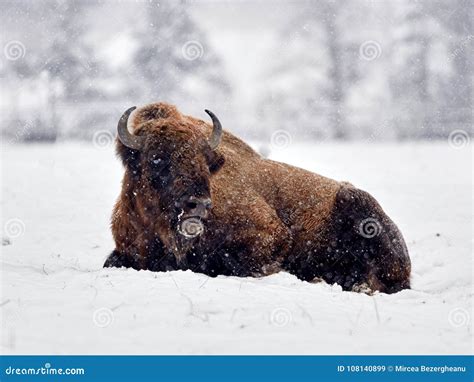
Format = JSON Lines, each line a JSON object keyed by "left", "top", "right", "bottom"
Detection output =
{"left": 204, "top": 109, "right": 222, "bottom": 150}
{"left": 117, "top": 106, "right": 145, "bottom": 150}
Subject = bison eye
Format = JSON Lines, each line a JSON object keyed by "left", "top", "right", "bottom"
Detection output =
{"left": 148, "top": 157, "right": 171, "bottom": 189}
{"left": 149, "top": 157, "right": 168, "bottom": 171}
{"left": 149, "top": 154, "right": 163, "bottom": 165}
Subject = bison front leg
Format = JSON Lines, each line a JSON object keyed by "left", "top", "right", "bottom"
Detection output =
{"left": 205, "top": 234, "right": 290, "bottom": 278}
{"left": 104, "top": 249, "right": 132, "bottom": 269}
{"left": 104, "top": 243, "right": 147, "bottom": 270}
{"left": 105, "top": 239, "right": 177, "bottom": 272}
{"left": 193, "top": 204, "right": 292, "bottom": 278}
{"left": 223, "top": 212, "right": 292, "bottom": 277}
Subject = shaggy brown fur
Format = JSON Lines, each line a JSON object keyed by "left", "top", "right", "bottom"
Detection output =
{"left": 105, "top": 102, "right": 411, "bottom": 294}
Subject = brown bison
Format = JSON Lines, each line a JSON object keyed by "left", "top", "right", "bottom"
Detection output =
{"left": 104, "top": 102, "right": 411, "bottom": 294}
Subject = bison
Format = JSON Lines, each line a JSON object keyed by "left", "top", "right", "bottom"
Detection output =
{"left": 104, "top": 102, "right": 411, "bottom": 294}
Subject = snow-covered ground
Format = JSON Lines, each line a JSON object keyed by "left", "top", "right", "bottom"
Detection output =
{"left": 1, "top": 141, "right": 472, "bottom": 354}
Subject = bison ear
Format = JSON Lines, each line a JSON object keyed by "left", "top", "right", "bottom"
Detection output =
{"left": 116, "top": 141, "right": 141, "bottom": 174}
{"left": 205, "top": 149, "right": 225, "bottom": 173}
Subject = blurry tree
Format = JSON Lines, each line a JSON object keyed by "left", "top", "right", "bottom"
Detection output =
{"left": 41, "top": 1, "right": 101, "bottom": 103}
{"left": 389, "top": 0, "right": 454, "bottom": 139}
{"left": 1, "top": 0, "right": 102, "bottom": 141}
{"left": 429, "top": 0, "right": 472, "bottom": 135}
{"left": 320, "top": 1, "right": 347, "bottom": 139}
{"left": 257, "top": 1, "right": 358, "bottom": 140}
{"left": 130, "top": 0, "right": 231, "bottom": 111}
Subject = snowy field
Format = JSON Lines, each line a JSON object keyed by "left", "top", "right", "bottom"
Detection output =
{"left": 1, "top": 141, "right": 472, "bottom": 355}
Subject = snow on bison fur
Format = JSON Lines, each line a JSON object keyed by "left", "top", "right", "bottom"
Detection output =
{"left": 104, "top": 102, "right": 411, "bottom": 294}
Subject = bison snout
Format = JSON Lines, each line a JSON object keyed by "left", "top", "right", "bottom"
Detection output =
{"left": 178, "top": 217, "right": 205, "bottom": 239}
{"left": 183, "top": 196, "right": 212, "bottom": 219}
{"left": 176, "top": 197, "right": 211, "bottom": 239}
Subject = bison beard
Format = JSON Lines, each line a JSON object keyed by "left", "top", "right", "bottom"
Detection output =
{"left": 104, "top": 102, "right": 411, "bottom": 294}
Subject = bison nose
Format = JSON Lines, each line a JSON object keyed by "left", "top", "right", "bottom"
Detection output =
{"left": 184, "top": 196, "right": 212, "bottom": 218}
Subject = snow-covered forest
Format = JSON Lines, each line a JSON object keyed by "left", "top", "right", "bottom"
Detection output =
{"left": 1, "top": 0, "right": 472, "bottom": 142}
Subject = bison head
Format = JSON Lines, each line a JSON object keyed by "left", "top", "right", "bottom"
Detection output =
{"left": 116, "top": 104, "right": 225, "bottom": 260}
